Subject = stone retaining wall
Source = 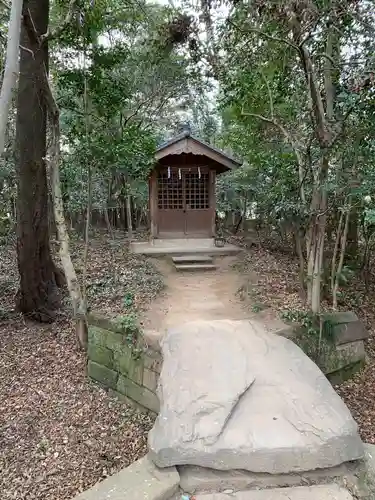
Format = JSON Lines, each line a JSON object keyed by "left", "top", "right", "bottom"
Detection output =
{"left": 321, "top": 311, "right": 368, "bottom": 385}
{"left": 87, "top": 313, "right": 162, "bottom": 413}
{"left": 278, "top": 311, "right": 368, "bottom": 384}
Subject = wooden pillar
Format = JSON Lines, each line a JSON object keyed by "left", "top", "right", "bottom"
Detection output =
{"left": 149, "top": 170, "right": 158, "bottom": 238}
{"left": 210, "top": 169, "right": 216, "bottom": 237}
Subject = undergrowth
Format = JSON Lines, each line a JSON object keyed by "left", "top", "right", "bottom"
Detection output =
{"left": 281, "top": 310, "right": 336, "bottom": 367}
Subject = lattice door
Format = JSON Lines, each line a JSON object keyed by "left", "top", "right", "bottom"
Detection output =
{"left": 184, "top": 171, "right": 209, "bottom": 210}
{"left": 157, "top": 167, "right": 211, "bottom": 236}
{"left": 157, "top": 170, "right": 183, "bottom": 210}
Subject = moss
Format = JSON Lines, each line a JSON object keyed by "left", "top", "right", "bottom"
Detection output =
{"left": 88, "top": 361, "right": 118, "bottom": 390}
{"left": 327, "top": 360, "right": 365, "bottom": 385}
{"left": 88, "top": 344, "right": 113, "bottom": 369}
{"left": 117, "top": 375, "right": 159, "bottom": 413}
{"left": 113, "top": 345, "right": 133, "bottom": 375}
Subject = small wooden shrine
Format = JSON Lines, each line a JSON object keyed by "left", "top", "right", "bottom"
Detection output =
{"left": 149, "top": 128, "right": 241, "bottom": 238}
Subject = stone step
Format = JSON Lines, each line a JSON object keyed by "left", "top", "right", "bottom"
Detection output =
{"left": 172, "top": 255, "right": 213, "bottom": 264}
{"left": 175, "top": 263, "right": 217, "bottom": 271}
{"left": 194, "top": 484, "right": 353, "bottom": 500}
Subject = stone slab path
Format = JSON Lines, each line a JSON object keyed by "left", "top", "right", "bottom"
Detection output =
{"left": 143, "top": 256, "right": 285, "bottom": 335}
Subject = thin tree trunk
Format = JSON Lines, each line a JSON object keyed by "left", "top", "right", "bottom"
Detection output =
{"left": 346, "top": 208, "right": 358, "bottom": 257}
{"left": 333, "top": 200, "right": 351, "bottom": 310}
{"left": 104, "top": 207, "right": 113, "bottom": 239}
{"left": 49, "top": 110, "right": 87, "bottom": 348}
{"left": 307, "top": 166, "right": 328, "bottom": 313}
{"left": 0, "top": 0, "right": 22, "bottom": 155}
{"left": 294, "top": 226, "right": 306, "bottom": 301}
{"left": 104, "top": 180, "right": 114, "bottom": 238}
{"left": 331, "top": 208, "right": 344, "bottom": 293}
{"left": 126, "top": 193, "right": 133, "bottom": 241}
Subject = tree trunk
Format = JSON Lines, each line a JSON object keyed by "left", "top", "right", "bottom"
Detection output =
{"left": 293, "top": 226, "right": 306, "bottom": 301}
{"left": 49, "top": 112, "right": 87, "bottom": 349}
{"left": 104, "top": 206, "right": 114, "bottom": 239}
{"left": 306, "top": 157, "right": 329, "bottom": 313}
{"left": 333, "top": 200, "right": 351, "bottom": 310}
{"left": 346, "top": 208, "right": 358, "bottom": 258}
{"left": 0, "top": 0, "right": 23, "bottom": 156}
{"left": 126, "top": 193, "right": 133, "bottom": 241}
{"left": 15, "top": 0, "right": 61, "bottom": 321}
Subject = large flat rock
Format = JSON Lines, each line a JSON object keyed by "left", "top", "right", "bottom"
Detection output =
{"left": 194, "top": 484, "right": 353, "bottom": 500}
{"left": 148, "top": 320, "right": 364, "bottom": 474}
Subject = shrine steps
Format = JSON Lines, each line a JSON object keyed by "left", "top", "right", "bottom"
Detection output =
{"left": 172, "top": 255, "right": 217, "bottom": 271}
{"left": 130, "top": 238, "right": 242, "bottom": 257}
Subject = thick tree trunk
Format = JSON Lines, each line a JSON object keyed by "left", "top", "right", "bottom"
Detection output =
{"left": 15, "top": 0, "right": 60, "bottom": 321}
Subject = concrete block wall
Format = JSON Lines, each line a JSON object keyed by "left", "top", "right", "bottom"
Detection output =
{"left": 87, "top": 313, "right": 162, "bottom": 413}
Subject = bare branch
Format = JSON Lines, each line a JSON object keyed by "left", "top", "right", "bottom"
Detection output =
{"left": 323, "top": 29, "right": 335, "bottom": 122}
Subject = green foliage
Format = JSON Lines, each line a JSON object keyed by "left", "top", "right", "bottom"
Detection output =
{"left": 122, "top": 292, "right": 134, "bottom": 308}
{"left": 281, "top": 310, "right": 335, "bottom": 366}
{"left": 114, "top": 312, "right": 143, "bottom": 360}
{"left": 50, "top": 0, "right": 200, "bottom": 216}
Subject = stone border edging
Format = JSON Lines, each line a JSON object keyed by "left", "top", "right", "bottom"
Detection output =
{"left": 72, "top": 455, "right": 179, "bottom": 500}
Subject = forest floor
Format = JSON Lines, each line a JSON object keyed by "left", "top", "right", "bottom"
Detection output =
{"left": 1, "top": 230, "right": 375, "bottom": 500}
{"left": 0, "top": 231, "right": 163, "bottom": 500}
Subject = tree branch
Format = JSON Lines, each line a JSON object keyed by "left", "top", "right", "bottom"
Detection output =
{"left": 227, "top": 19, "right": 299, "bottom": 51}
{"left": 299, "top": 45, "right": 329, "bottom": 146}
{"left": 315, "top": 52, "right": 337, "bottom": 68}
{"left": 241, "top": 107, "right": 306, "bottom": 203}
{"left": 40, "top": 0, "right": 78, "bottom": 44}
{"left": 259, "top": 69, "right": 274, "bottom": 118}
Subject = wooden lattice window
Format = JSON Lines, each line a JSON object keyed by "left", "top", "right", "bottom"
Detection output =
{"left": 185, "top": 172, "right": 209, "bottom": 209}
{"left": 157, "top": 171, "right": 183, "bottom": 209}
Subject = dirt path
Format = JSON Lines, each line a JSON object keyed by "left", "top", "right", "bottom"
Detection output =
{"left": 142, "top": 256, "right": 285, "bottom": 334}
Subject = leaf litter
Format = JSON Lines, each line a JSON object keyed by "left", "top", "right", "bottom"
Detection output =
{"left": 2, "top": 229, "right": 375, "bottom": 499}
{"left": 0, "top": 230, "right": 162, "bottom": 500}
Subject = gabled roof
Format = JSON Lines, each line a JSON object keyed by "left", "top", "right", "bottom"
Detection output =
{"left": 155, "top": 130, "right": 242, "bottom": 172}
